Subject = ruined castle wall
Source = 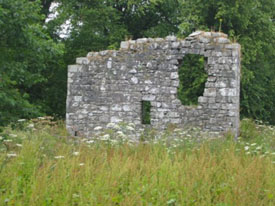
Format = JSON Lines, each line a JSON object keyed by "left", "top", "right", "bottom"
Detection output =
{"left": 66, "top": 31, "right": 241, "bottom": 138}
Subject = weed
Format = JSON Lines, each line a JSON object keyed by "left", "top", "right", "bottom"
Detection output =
{"left": 0, "top": 119, "right": 274, "bottom": 205}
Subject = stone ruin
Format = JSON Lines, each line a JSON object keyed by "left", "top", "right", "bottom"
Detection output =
{"left": 66, "top": 31, "right": 241, "bottom": 138}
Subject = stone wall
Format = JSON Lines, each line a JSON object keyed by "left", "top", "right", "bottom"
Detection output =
{"left": 66, "top": 31, "right": 241, "bottom": 138}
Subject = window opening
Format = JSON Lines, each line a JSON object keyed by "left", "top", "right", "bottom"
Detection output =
{"left": 141, "top": 101, "right": 151, "bottom": 124}
{"left": 177, "top": 54, "right": 208, "bottom": 105}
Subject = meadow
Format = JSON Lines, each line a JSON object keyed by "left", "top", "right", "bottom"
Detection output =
{"left": 0, "top": 118, "right": 274, "bottom": 206}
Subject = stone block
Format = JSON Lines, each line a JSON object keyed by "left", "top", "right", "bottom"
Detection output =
{"left": 172, "top": 42, "right": 180, "bottom": 48}
{"left": 215, "top": 37, "right": 230, "bottom": 44}
{"left": 219, "top": 88, "right": 236, "bottom": 97}
{"left": 120, "top": 41, "right": 129, "bottom": 49}
{"left": 137, "top": 38, "right": 148, "bottom": 44}
{"left": 204, "top": 88, "right": 217, "bottom": 97}
{"left": 165, "top": 36, "right": 177, "bottom": 41}
{"left": 170, "top": 72, "right": 179, "bottom": 79}
{"left": 198, "top": 96, "right": 207, "bottom": 103}
{"left": 76, "top": 57, "right": 89, "bottom": 65}
{"left": 189, "top": 31, "right": 203, "bottom": 37}
{"left": 68, "top": 65, "right": 79, "bottom": 73}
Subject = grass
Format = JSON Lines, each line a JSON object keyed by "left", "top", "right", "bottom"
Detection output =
{"left": 0, "top": 118, "right": 274, "bottom": 206}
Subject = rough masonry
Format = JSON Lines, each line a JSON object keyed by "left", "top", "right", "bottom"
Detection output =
{"left": 66, "top": 31, "right": 241, "bottom": 138}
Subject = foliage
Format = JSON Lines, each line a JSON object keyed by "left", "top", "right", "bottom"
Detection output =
{"left": 0, "top": 0, "right": 275, "bottom": 126}
{"left": 141, "top": 101, "right": 151, "bottom": 124}
{"left": 178, "top": 54, "right": 208, "bottom": 105}
{"left": 0, "top": 120, "right": 274, "bottom": 205}
{"left": 0, "top": 0, "right": 64, "bottom": 125}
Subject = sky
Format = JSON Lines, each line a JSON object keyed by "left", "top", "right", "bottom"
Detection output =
{"left": 46, "top": 2, "right": 72, "bottom": 39}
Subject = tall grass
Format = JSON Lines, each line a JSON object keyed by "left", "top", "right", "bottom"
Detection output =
{"left": 0, "top": 119, "right": 274, "bottom": 205}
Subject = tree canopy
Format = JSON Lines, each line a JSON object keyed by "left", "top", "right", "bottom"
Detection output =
{"left": 0, "top": 0, "right": 274, "bottom": 126}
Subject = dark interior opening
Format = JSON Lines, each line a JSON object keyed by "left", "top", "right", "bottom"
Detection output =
{"left": 141, "top": 101, "right": 151, "bottom": 124}
{"left": 177, "top": 54, "right": 208, "bottom": 105}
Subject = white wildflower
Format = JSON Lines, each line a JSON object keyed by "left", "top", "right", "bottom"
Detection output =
{"left": 86, "top": 140, "right": 94, "bottom": 144}
{"left": 126, "top": 126, "right": 135, "bottom": 131}
{"left": 16, "top": 144, "right": 22, "bottom": 147}
{"left": 110, "top": 139, "right": 118, "bottom": 144}
{"left": 27, "top": 124, "right": 34, "bottom": 128}
{"left": 116, "top": 131, "right": 126, "bottom": 138}
{"left": 38, "top": 117, "right": 45, "bottom": 120}
{"left": 73, "top": 152, "right": 79, "bottom": 156}
{"left": 107, "top": 123, "right": 121, "bottom": 130}
{"left": 94, "top": 126, "right": 103, "bottom": 131}
{"left": 128, "top": 123, "right": 135, "bottom": 128}
{"left": 0, "top": 136, "right": 3, "bottom": 140}
{"left": 101, "top": 134, "right": 110, "bottom": 140}
{"left": 79, "top": 163, "right": 85, "bottom": 166}
{"left": 7, "top": 153, "right": 17, "bottom": 158}
{"left": 72, "top": 194, "right": 80, "bottom": 198}
{"left": 256, "top": 146, "right": 262, "bottom": 150}
{"left": 54, "top": 155, "right": 65, "bottom": 159}
{"left": 106, "top": 123, "right": 116, "bottom": 128}
{"left": 17, "top": 119, "right": 26, "bottom": 122}
{"left": 4, "top": 139, "right": 12, "bottom": 142}
{"left": 9, "top": 134, "right": 17, "bottom": 138}
{"left": 244, "top": 146, "right": 249, "bottom": 151}
{"left": 116, "top": 131, "right": 124, "bottom": 135}
{"left": 113, "top": 124, "right": 121, "bottom": 130}
{"left": 250, "top": 143, "right": 257, "bottom": 146}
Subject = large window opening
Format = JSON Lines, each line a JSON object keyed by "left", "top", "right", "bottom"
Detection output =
{"left": 177, "top": 54, "right": 208, "bottom": 105}
{"left": 141, "top": 101, "right": 151, "bottom": 124}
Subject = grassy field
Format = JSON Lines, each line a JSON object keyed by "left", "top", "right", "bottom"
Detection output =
{"left": 0, "top": 119, "right": 274, "bottom": 206}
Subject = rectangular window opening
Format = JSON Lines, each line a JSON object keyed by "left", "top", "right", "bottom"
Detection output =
{"left": 177, "top": 54, "right": 208, "bottom": 105}
{"left": 141, "top": 101, "right": 151, "bottom": 124}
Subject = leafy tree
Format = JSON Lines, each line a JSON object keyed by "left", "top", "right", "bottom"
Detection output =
{"left": 1, "top": 0, "right": 274, "bottom": 126}
{"left": 30, "top": 0, "right": 54, "bottom": 19}
{"left": 50, "top": 0, "right": 181, "bottom": 63}
{"left": 109, "top": 0, "right": 181, "bottom": 38}
{"left": 0, "top": 0, "right": 64, "bottom": 126}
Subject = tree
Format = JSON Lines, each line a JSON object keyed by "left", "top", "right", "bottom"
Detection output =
{"left": 1, "top": 0, "right": 274, "bottom": 126}
{"left": 0, "top": 0, "right": 64, "bottom": 126}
